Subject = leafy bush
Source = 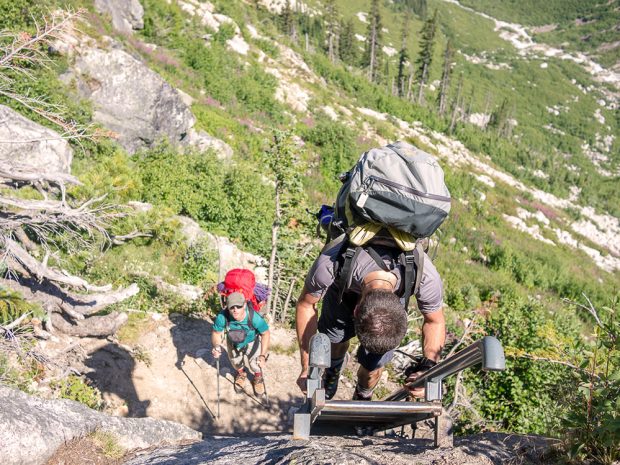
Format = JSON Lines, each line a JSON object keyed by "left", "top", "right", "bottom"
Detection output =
{"left": 136, "top": 144, "right": 274, "bottom": 256}
{"left": 52, "top": 375, "right": 103, "bottom": 410}
{"left": 562, "top": 299, "right": 620, "bottom": 464}
{"left": 460, "top": 291, "right": 580, "bottom": 434}
{"left": 0, "top": 287, "right": 44, "bottom": 325}
{"left": 302, "top": 117, "right": 359, "bottom": 194}
{"left": 182, "top": 239, "right": 220, "bottom": 287}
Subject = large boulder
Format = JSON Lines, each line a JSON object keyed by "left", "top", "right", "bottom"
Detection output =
{"left": 0, "top": 105, "right": 73, "bottom": 174}
{"left": 0, "top": 385, "right": 200, "bottom": 465}
{"left": 123, "top": 432, "right": 552, "bottom": 465}
{"left": 69, "top": 46, "right": 194, "bottom": 153}
{"left": 67, "top": 46, "right": 232, "bottom": 159}
{"left": 94, "top": 0, "right": 144, "bottom": 34}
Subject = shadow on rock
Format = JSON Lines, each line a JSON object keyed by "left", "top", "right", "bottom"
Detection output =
{"left": 84, "top": 343, "right": 150, "bottom": 417}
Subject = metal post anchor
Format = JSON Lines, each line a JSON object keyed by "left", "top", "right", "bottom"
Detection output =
{"left": 293, "top": 333, "right": 331, "bottom": 440}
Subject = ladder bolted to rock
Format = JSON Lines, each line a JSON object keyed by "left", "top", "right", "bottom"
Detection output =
{"left": 293, "top": 334, "right": 505, "bottom": 447}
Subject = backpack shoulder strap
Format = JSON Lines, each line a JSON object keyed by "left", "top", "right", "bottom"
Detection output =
{"left": 246, "top": 304, "right": 255, "bottom": 332}
{"left": 401, "top": 242, "right": 425, "bottom": 309}
{"left": 337, "top": 245, "right": 363, "bottom": 303}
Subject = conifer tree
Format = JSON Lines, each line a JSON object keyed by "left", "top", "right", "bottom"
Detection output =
{"left": 489, "top": 98, "right": 510, "bottom": 137}
{"left": 280, "top": 0, "right": 294, "bottom": 37}
{"left": 449, "top": 73, "right": 464, "bottom": 134}
{"left": 397, "top": 12, "right": 411, "bottom": 98}
{"left": 362, "top": 0, "right": 382, "bottom": 83}
{"left": 339, "top": 17, "right": 357, "bottom": 64}
{"left": 437, "top": 40, "right": 453, "bottom": 116}
{"left": 325, "top": 0, "right": 339, "bottom": 63}
{"left": 415, "top": 9, "right": 438, "bottom": 104}
{"left": 413, "top": 0, "right": 427, "bottom": 19}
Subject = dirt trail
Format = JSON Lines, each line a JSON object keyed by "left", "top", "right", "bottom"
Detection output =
{"left": 45, "top": 313, "right": 398, "bottom": 436}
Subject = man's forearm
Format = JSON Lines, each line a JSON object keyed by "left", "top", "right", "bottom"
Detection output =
{"left": 296, "top": 300, "right": 318, "bottom": 370}
{"left": 422, "top": 309, "right": 445, "bottom": 362}
{"left": 260, "top": 331, "right": 270, "bottom": 357}
{"left": 212, "top": 331, "right": 223, "bottom": 348}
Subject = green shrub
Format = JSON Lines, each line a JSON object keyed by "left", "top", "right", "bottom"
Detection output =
{"left": 52, "top": 375, "right": 103, "bottom": 410}
{"left": 182, "top": 239, "right": 220, "bottom": 287}
{"left": 0, "top": 287, "right": 44, "bottom": 325}
{"left": 136, "top": 144, "right": 274, "bottom": 256}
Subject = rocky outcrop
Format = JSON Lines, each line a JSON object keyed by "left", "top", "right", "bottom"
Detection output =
{"left": 0, "top": 385, "right": 200, "bottom": 465}
{"left": 0, "top": 105, "right": 73, "bottom": 174}
{"left": 122, "top": 432, "right": 552, "bottom": 465}
{"left": 176, "top": 216, "right": 267, "bottom": 282}
{"left": 66, "top": 46, "right": 232, "bottom": 158}
{"left": 94, "top": 0, "right": 144, "bottom": 34}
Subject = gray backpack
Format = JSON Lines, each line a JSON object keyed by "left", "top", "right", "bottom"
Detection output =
{"left": 326, "top": 141, "right": 451, "bottom": 307}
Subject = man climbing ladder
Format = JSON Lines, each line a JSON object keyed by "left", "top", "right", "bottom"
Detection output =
{"left": 212, "top": 292, "right": 271, "bottom": 395}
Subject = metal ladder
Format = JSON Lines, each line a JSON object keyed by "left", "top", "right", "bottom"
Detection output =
{"left": 293, "top": 334, "right": 505, "bottom": 447}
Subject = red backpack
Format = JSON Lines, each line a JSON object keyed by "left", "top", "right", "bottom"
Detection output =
{"left": 218, "top": 268, "right": 268, "bottom": 312}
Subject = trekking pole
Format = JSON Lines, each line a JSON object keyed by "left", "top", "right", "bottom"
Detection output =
{"left": 260, "top": 354, "right": 271, "bottom": 408}
{"left": 216, "top": 357, "right": 221, "bottom": 420}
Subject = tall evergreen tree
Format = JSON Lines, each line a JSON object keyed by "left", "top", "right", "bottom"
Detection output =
{"left": 449, "top": 73, "right": 464, "bottom": 134}
{"left": 437, "top": 40, "right": 454, "bottom": 116}
{"left": 280, "top": 0, "right": 293, "bottom": 37}
{"left": 397, "top": 12, "right": 411, "bottom": 98}
{"left": 325, "top": 0, "right": 339, "bottom": 63}
{"left": 489, "top": 99, "right": 516, "bottom": 138}
{"left": 415, "top": 9, "right": 438, "bottom": 104}
{"left": 362, "top": 0, "right": 382, "bottom": 83}
{"left": 339, "top": 18, "right": 357, "bottom": 64}
{"left": 413, "top": 0, "right": 428, "bottom": 19}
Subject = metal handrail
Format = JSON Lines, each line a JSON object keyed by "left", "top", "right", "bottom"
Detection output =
{"left": 384, "top": 336, "right": 505, "bottom": 401}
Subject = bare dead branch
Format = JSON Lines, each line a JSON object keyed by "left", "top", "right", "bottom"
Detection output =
{"left": 446, "top": 316, "right": 478, "bottom": 359}
{"left": 0, "top": 9, "right": 83, "bottom": 70}
{"left": 0, "top": 311, "right": 31, "bottom": 331}
{"left": 514, "top": 352, "right": 599, "bottom": 378}
{"left": 2, "top": 237, "right": 111, "bottom": 292}
{"left": 69, "top": 283, "right": 140, "bottom": 315}
{"left": 110, "top": 230, "right": 152, "bottom": 245}
{"left": 0, "top": 165, "right": 82, "bottom": 187}
{"left": 50, "top": 311, "right": 128, "bottom": 337}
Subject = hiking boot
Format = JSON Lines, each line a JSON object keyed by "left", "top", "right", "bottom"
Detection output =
{"left": 352, "top": 386, "right": 374, "bottom": 401}
{"left": 252, "top": 373, "right": 265, "bottom": 396}
{"left": 323, "top": 353, "right": 350, "bottom": 400}
{"left": 234, "top": 370, "right": 247, "bottom": 393}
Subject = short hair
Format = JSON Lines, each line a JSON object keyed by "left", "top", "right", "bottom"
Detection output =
{"left": 354, "top": 290, "right": 407, "bottom": 354}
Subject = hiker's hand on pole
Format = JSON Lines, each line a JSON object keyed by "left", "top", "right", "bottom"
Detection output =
{"left": 405, "top": 371, "right": 426, "bottom": 398}
{"left": 258, "top": 354, "right": 268, "bottom": 369}
{"left": 296, "top": 367, "right": 308, "bottom": 394}
{"left": 212, "top": 346, "right": 222, "bottom": 359}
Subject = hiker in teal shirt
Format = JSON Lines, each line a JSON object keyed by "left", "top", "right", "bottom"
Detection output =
{"left": 211, "top": 292, "right": 270, "bottom": 395}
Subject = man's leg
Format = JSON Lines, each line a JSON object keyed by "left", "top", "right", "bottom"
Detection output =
{"left": 245, "top": 340, "right": 265, "bottom": 395}
{"left": 226, "top": 339, "right": 247, "bottom": 391}
{"left": 317, "top": 288, "right": 357, "bottom": 400}
{"left": 354, "top": 347, "right": 395, "bottom": 400}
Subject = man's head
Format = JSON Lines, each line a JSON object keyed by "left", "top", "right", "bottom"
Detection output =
{"left": 354, "top": 289, "right": 407, "bottom": 354}
{"left": 226, "top": 292, "right": 247, "bottom": 321}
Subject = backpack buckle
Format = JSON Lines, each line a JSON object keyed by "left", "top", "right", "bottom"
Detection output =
{"left": 343, "top": 247, "right": 356, "bottom": 260}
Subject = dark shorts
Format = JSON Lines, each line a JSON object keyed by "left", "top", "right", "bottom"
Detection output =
{"left": 317, "top": 285, "right": 395, "bottom": 371}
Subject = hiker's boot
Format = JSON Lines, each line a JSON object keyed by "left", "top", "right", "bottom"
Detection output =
{"left": 323, "top": 353, "right": 350, "bottom": 400}
{"left": 252, "top": 373, "right": 265, "bottom": 396}
{"left": 234, "top": 370, "right": 247, "bottom": 393}
{"left": 352, "top": 383, "right": 374, "bottom": 401}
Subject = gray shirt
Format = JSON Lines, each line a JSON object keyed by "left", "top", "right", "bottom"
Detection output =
{"left": 304, "top": 243, "right": 444, "bottom": 314}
